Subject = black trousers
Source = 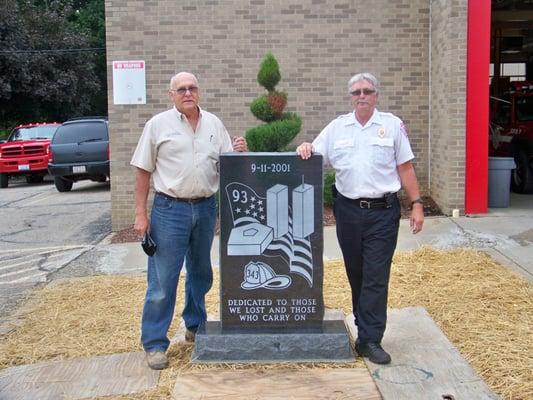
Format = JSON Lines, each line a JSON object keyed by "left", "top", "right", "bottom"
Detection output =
{"left": 333, "top": 194, "right": 401, "bottom": 343}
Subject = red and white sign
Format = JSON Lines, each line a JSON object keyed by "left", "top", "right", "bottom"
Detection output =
{"left": 112, "top": 60, "right": 146, "bottom": 105}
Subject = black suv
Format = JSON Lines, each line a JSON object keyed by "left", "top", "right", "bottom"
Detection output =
{"left": 48, "top": 117, "right": 109, "bottom": 192}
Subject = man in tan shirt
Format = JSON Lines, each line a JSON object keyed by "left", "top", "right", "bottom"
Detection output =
{"left": 131, "top": 72, "right": 246, "bottom": 369}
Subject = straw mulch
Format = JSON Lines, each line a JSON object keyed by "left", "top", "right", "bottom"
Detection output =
{"left": 0, "top": 248, "right": 531, "bottom": 400}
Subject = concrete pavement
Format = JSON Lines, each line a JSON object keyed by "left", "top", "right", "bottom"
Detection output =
{"left": 1, "top": 193, "right": 531, "bottom": 399}
{"left": 97, "top": 192, "right": 533, "bottom": 283}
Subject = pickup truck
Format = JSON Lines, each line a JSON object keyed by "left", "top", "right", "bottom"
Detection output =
{"left": 48, "top": 117, "right": 109, "bottom": 192}
{"left": 0, "top": 122, "right": 61, "bottom": 188}
{"left": 489, "top": 80, "right": 533, "bottom": 194}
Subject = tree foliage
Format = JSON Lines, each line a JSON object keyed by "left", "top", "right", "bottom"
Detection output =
{"left": 246, "top": 53, "right": 301, "bottom": 152}
{"left": 257, "top": 53, "right": 281, "bottom": 92}
{"left": 0, "top": 0, "right": 106, "bottom": 130}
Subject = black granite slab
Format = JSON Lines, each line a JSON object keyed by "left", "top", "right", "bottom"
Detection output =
{"left": 219, "top": 153, "right": 324, "bottom": 330}
{"left": 191, "top": 320, "right": 354, "bottom": 363}
{"left": 192, "top": 152, "right": 352, "bottom": 363}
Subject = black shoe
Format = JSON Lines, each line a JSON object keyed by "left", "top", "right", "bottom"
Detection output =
{"left": 355, "top": 341, "right": 391, "bottom": 364}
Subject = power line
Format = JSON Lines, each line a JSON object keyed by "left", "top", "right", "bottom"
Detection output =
{"left": 0, "top": 48, "right": 105, "bottom": 55}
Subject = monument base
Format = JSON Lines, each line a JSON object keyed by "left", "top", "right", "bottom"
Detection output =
{"left": 191, "top": 320, "right": 354, "bottom": 363}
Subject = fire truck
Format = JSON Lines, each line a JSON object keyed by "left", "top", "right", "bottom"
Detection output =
{"left": 489, "top": 80, "right": 533, "bottom": 193}
{"left": 0, "top": 122, "right": 61, "bottom": 188}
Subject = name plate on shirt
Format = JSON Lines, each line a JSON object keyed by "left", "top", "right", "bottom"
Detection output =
{"left": 219, "top": 153, "right": 324, "bottom": 330}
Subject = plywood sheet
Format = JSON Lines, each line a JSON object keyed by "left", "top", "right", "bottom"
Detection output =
{"left": 172, "top": 369, "right": 380, "bottom": 400}
{"left": 345, "top": 307, "right": 500, "bottom": 400}
{"left": 0, "top": 352, "right": 159, "bottom": 400}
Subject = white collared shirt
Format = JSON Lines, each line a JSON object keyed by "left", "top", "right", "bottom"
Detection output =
{"left": 312, "top": 109, "right": 414, "bottom": 199}
{"left": 131, "top": 106, "right": 233, "bottom": 198}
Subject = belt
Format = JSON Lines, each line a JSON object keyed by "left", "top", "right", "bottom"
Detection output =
{"left": 338, "top": 192, "right": 396, "bottom": 209}
{"left": 156, "top": 191, "right": 210, "bottom": 204}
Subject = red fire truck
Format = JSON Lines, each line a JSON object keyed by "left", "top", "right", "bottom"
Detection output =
{"left": 489, "top": 80, "right": 533, "bottom": 193}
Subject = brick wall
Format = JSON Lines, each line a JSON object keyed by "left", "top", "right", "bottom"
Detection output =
{"left": 429, "top": 0, "right": 468, "bottom": 215}
{"left": 106, "top": 0, "right": 432, "bottom": 230}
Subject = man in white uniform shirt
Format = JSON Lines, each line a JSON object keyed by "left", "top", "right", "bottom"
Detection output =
{"left": 297, "top": 72, "right": 424, "bottom": 364}
{"left": 131, "top": 72, "right": 247, "bottom": 369}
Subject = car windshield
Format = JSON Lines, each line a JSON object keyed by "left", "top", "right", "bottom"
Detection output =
{"left": 490, "top": 97, "right": 511, "bottom": 125}
{"left": 8, "top": 126, "right": 58, "bottom": 142}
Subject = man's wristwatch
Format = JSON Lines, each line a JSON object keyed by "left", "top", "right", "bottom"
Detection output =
{"left": 411, "top": 197, "right": 424, "bottom": 206}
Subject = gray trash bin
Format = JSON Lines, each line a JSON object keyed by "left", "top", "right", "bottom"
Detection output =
{"left": 488, "top": 157, "right": 516, "bottom": 208}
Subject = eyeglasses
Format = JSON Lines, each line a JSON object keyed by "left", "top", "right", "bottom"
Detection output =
{"left": 171, "top": 86, "right": 199, "bottom": 95}
{"left": 350, "top": 88, "right": 376, "bottom": 96}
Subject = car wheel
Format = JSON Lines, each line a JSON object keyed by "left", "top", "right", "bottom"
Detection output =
{"left": 511, "top": 151, "right": 533, "bottom": 194}
{"left": 54, "top": 176, "right": 73, "bottom": 192}
{"left": 0, "top": 173, "right": 8, "bottom": 188}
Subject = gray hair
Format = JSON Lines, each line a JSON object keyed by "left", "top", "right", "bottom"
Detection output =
{"left": 169, "top": 72, "right": 199, "bottom": 89}
{"left": 347, "top": 72, "right": 379, "bottom": 94}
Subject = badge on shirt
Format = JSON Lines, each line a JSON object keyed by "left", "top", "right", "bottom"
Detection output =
{"left": 378, "top": 127, "right": 386, "bottom": 138}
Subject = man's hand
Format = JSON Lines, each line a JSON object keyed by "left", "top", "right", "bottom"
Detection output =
{"left": 410, "top": 204, "right": 424, "bottom": 234}
{"left": 134, "top": 212, "right": 150, "bottom": 236}
{"left": 232, "top": 136, "right": 247, "bottom": 152}
{"left": 296, "top": 142, "right": 314, "bottom": 159}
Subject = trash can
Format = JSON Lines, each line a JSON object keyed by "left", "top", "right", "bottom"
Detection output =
{"left": 488, "top": 157, "right": 516, "bottom": 208}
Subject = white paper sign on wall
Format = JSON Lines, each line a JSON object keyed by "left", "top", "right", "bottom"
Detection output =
{"left": 112, "top": 60, "right": 146, "bottom": 104}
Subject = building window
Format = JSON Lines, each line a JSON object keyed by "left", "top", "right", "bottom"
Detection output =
{"left": 490, "top": 63, "right": 526, "bottom": 81}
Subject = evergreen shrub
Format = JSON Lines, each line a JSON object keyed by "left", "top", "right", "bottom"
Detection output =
{"left": 246, "top": 53, "right": 301, "bottom": 152}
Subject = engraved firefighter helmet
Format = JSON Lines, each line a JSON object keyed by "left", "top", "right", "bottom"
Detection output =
{"left": 241, "top": 261, "right": 291, "bottom": 290}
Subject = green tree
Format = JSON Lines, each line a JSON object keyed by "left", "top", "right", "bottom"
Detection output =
{"left": 246, "top": 53, "right": 301, "bottom": 152}
{"left": 69, "top": 0, "right": 107, "bottom": 116}
{"left": 0, "top": 0, "right": 106, "bottom": 130}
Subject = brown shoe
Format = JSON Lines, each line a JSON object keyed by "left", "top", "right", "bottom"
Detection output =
{"left": 185, "top": 329, "right": 196, "bottom": 343}
{"left": 145, "top": 350, "right": 168, "bottom": 370}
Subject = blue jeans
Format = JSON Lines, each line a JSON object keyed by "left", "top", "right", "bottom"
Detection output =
{"left": 141, "top": 193, "right": 216, "bottom": 352}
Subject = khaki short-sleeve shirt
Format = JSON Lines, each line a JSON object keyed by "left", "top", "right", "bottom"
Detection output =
{"left": 131, "top": 106, "right": 233, "bottom": 198}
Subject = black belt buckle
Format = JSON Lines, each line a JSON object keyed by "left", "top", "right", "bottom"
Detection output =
{"left": 359, "top": 200, "right": 371, "bottom": 209}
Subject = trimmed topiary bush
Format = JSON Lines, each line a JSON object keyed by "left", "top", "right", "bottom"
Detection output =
{"left": 246, "top": 53, "right": 301, "bottom": 152}
{"left": 250, "top": 96, "right": 276, "bottom": 122}
{"left": 246, "top": 114, "right": 302, "bottom": 152}
{"left": 257, "top": 53, "right": 281, "bottom": 91}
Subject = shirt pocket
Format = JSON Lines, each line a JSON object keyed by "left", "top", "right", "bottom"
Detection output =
{"left": 199, "top": 139, "right": 220, "bottom": 172}
{"left": 369, "top": 137, "right": 395, "bottom": 165}
{"left": 330, "top": 138, "right": 355, "bottom": 167}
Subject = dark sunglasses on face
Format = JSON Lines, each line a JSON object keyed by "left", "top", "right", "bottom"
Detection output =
{"left": 350, "top": 88, "right": 376, "bottom": 96}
